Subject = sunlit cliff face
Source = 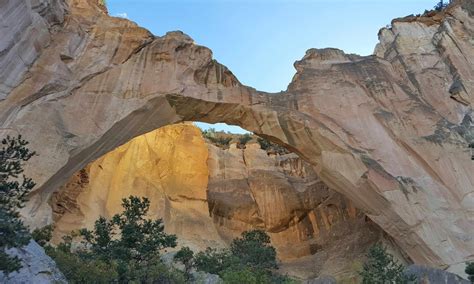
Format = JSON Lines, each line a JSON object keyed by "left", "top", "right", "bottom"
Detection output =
{"left": 49, "top": 123, "right": 384, "bottom": 280}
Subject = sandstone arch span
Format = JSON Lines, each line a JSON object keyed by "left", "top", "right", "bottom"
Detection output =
{"left": 0, "top": 0, "right": 473, "bottom": 274}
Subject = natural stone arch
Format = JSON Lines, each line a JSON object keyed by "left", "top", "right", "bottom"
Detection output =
{"left": 0, "top": 0, "right": 473, "bottom": 274}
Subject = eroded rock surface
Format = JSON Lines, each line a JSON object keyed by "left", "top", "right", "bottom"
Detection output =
{"left": 51, "top": 124, "right": 223, "bottom": 250}
{"left": 0, "top": 241, "right": 66, "bottom": 284}
{"left": 51, "top": 124, "right": 381, "bottom": 280}
{"left": 0, "top": 0, "right": 473, "bottom": 276}
{"left": 405, "top": 265, "right": 470, "bottom": 284}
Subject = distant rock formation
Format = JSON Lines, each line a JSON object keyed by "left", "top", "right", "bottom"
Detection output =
{"left": 0, "top": 0, "right": 472, "bottom": 278}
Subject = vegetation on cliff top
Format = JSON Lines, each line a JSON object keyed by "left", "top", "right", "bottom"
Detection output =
{"left": 201, "top": 127, "right": 289, "bottom": 155}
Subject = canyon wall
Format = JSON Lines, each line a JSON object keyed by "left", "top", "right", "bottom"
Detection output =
{"left": 51, "top": 124, "right": 382, "bottom": 280}
{"left": 0, "top": 0, "right": 472, "bottom": 275}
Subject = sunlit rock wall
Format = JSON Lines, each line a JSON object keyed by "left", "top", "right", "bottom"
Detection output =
{"left": 50, "top": 124, "right": 383, "bottom": 280}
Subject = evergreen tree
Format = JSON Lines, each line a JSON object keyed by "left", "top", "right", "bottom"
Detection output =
{"left": 360, "top": 244, "right": 416, "bottom": 284}
{"left": 0, "top": 135, "right": 35, "bottom": 274}
{"left": 230, "top": 229, "right": 277, "bottom": 272}
{"left": 466, "top": 262, "right": 474, "bottom": 283}
{"left": 174, "top": 246, "right": 195, "bottom": 280}
{"left": 48, "top": 196, "right": 181, "bottom": 283}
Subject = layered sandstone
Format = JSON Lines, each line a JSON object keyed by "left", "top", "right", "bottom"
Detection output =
{"left": 51, "top": 124, "right": 381, "bottom": 280}
{"left": 0, "top": 0, "right": 473, "bottom": 276}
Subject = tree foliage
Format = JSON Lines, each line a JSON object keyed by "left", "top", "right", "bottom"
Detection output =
{"left": 359, "top": 244, "right": 416, "bottom": 284}
{"left": 194, "top": 247, "right": 236, "bottom": 275}
{"left": 0, "top": 135, "right": 35, "bottom": 274}
{"left": 230, "top": 229, "right": 277, "bottom": 271}
{"left": 466, "top": 262, "right": 474, "bottom": 283}
{"left": 257, "top": 137, "right": 289, "bottom": 155}
{"left": 32, "top": 225, "right": 54, "bottom": 247}
{"left": 47, "top": 196, "right": 183, "bottom": 283}
{"left": 174, "top": 246, "right": 195, "bottom": 280}
{"left": 238, "top": 133, "right": 253, "bottom": 147}
{"left": 177, "top": 229, "right": 296, "bottom": 283}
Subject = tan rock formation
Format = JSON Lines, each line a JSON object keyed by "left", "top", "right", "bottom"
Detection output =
{"left": 51, "top": 124, "right": 381, "bottom": 280}
{"left": 0, "top": 0, "right": 473, "bottom": 275}
{"left": 51, "top": 123, "right": 224, "bottom": 250}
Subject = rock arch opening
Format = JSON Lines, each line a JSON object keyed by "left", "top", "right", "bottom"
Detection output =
{"left": 47, "top": 122, "right": 385, "bottom": 280}
{"left": 1, "top": 0, "right": 473, "bottom": 277}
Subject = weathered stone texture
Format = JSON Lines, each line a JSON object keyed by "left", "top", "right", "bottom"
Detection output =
{"left": 0, "top": 0, "right": 473, "bottom": 277}
{"left": 51, "top": 124, "right": 378, "bottom": 280}
{"left": 0, "top": 241, "right": 66, "bottom": 284}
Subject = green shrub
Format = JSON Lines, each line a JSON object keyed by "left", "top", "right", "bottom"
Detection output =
{"left": 0, "top": 135, "right": 36, "bottom": 274}
{"left": 185, "top": 229, "right": 298, "bottom": 283}
{"left": 174, "top": 246, "right": 194, "bottom": 280}
{"left": 359, "top": 244, "right": 416, "bottom": 284}
{"left": 47, "top": 196, "right": 184, "bottom": 283}
{"left": 221, "top": 267, "right": 260, "bottom": 284}
{"left": 194, "top": 247, "right": 234, "bottom": 275}
{"left": 214, "top": 137, "right": 232, "bottom": 147}
{"left": 257, "top": 137, "right": 272, "bottom": 150}
{"left": 257, "top": 137, "right": 289, "bottom": 155}
{"left": 466, "top": 262, "right": 474, "bottom": 283}
{"left": 202, "top": 128, "right": 233, "bottom": 148}
{"left": 238, "top": 133, "right": 253, "bottom": 147}
{"left": 79, "top": 196, "right": 177, "bottom": 264}
{"left": 45, "top": 245, "right": 118, "bottom": 283}
{"left": 32, "top": 225, "right": 54, "bottom": 247}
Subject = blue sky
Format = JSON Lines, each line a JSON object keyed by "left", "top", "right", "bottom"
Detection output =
{"left": 108, "top": 0, "right": 437, "bottom": 133}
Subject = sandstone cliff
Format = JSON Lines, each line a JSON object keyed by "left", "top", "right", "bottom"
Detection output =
{"left": 51, "top": 124, "right": 382, "bottom": 280}
{"left": 0, "top": 0, "right": 473, "bottom": 277}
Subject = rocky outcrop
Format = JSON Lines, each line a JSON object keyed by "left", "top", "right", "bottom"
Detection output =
{"left": 0, "top": 241, "right": 66, "bottom": 284}
{"left": 50, "top": 124, "right": 224, "bottom": 250}
{"left": 51, "top": 124, "right": 382, "bottom": 280}
{"left": 405, "top": 265, "right": 470, "bottom": 284}
{"left": 0, "top": 0, "right": 473, "bottom": 276}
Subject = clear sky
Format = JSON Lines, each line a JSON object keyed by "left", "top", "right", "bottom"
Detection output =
{"left": 108, "top": 0, "right": 438, "bottom": 133}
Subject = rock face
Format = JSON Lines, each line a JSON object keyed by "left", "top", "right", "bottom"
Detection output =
{"left": 51, "top": 124, "right": 224, "bottom": 250}
{"left": 0, "top": 0, "right": 473, "bottom": 276}
{"left": 0, "top": 241, "right": 66, "bottom": 284}
{"left": 51, "top": 124, "right": 382, "bottom": 280}
{"left": 405, "top": 265, "right": 470, "bottom": 284}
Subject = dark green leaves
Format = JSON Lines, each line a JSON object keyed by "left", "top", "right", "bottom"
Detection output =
{"left": 0, "top": 135, "right": 35, "bottom": 274}
{"left": 466, "top": 262, "right": 474, "bottom": 283}
{"left": 359, "top": 244, "right": 416, "bottom": 284}
{"left": 49, "top": 196, "right": 180, "bottom": 283}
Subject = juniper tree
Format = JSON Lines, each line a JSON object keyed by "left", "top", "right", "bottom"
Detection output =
{"left": 360, "top": 243, "right": 416, "bottom": 284}
{"left": 466, "top": 262, "right": 474, "bottom": 283}
{"left": 0, "top": 135, "right": 35, "bottom": 274}
{"left": 52, "top": 196, "right": 180, "bottom": 283}
{"left": 174, "top": 246, "right": 195, "bottom": 280}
